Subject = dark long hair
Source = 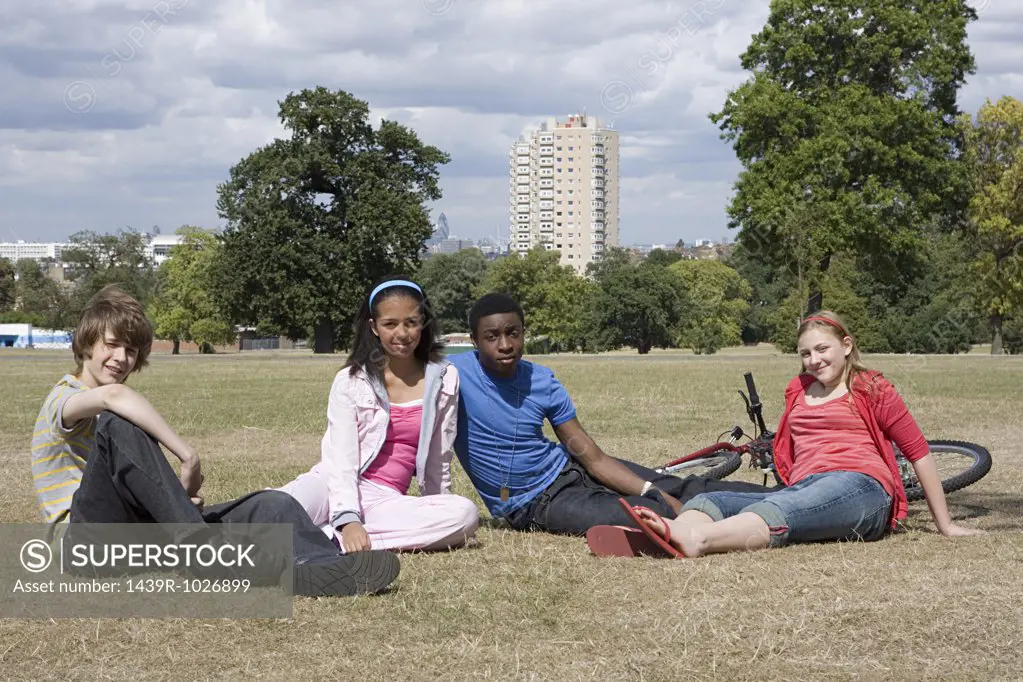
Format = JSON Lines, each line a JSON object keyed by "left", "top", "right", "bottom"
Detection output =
{"left": 344, "top": 275, "right": 444, "bottom": 382}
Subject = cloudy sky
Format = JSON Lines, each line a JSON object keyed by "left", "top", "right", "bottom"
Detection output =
{"left": 1, "top": 0, "right": 1020, "bottom": 247}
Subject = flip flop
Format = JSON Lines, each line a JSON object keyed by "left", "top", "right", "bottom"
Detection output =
{"left": 586, "top": 525, "right": 674, "bottom": 558}
{"left": 617, "top": 498, "right": 686, "bottom": 559}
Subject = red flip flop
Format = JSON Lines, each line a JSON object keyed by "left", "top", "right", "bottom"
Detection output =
{"left": 616, "top": 498, "right": 685, "bottom": 559}
{"left": 586, "top": 525, "right": 674, "bottom": 558}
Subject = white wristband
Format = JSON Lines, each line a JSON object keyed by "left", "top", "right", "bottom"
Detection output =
{"left": 640, "top": 481, "right": 653, "bottom": 496}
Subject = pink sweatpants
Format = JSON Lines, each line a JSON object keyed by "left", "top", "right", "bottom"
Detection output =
{"left": 278, "top": 472, "right": 479, "bottom": 552}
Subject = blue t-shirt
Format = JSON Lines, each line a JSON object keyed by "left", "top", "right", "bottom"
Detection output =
{"left": 450, "top": 351, "right": 576, "bottom": 518}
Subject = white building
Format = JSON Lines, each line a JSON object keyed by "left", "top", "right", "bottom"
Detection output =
{"left": 145, "top": 234, "right": 187, "bottom": 265}
{"left": 509, "top": 114, "right": 620, "bottom": 276}
{"left": 1, "top": 234, "right": 189, "bottom": 267}
{"left": 0, "top": 241, "right": 65, "bottom": 264}
{"left": 0, "top": 324, "right": 72, "bottom": 349}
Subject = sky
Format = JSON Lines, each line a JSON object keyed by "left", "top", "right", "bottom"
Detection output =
{"left": 1, "top": 0, "right": 1021, "bottom": 247}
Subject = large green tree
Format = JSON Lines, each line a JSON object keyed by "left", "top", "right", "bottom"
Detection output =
{"left": 480, "top": 248, "right": 593, "bottom": 351}
{"left": 669, "top": 259, "right": 752, "bottom": 354}
{"left": 212, "top": 87, "right": 449, "bottom": 352}
{"left": 712, "top": 0, "right": 979, "bottom": 312}
{"left": 416, "top": 248, "right": 489, "bottom": 333}
{"left": 149, "top": 227, "right": 235, "bottom": 354}
{"left": 961, "top": 95, "right": 1023, "bottom": 354}
{"left": 0, "top": 257, "right": 15, "bottom": 313}
{"left": 588, "top": 261, "right": 689, "bottom": 354}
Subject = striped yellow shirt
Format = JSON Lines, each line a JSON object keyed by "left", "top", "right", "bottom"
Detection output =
{"left": 31, "top": 375, "right": 93, "bottom": 526}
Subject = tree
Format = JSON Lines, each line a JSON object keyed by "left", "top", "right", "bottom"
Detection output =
{"left": 588, "top": 262, "right": 689, "bottom": 354}
{"left": 876, "top": 232, "right": 982, "bottom": 353}
{"left": 645, "top": 248, "right": 683, "bottom": 268}
{"left": 725, "top": 241, "right": 793, "bottom": 345}
{"left": 961, "top": 95, "right": 1023, "bottom": 354}
{"left": 769, "top": 253, "right": 886, "bottom": 353}
{"left": 712, "top": 0, "right": 978, "bottom": 312}
{"left": 212, "top": 87, "right": 449, "bottom": 353}
{"left": 14, "top": 260, "right": 69, "bottom": 329}
{"left": 669, "top": 259, "right": 752, "bottom": 354}
{"left": 0, "top": 257, "right": 15, "bottom": 313}
{"left": 480, "top": 248, "right": 591, "bottom": 351}
{"left": 415, "top": 248, "right": 489, "bottom": 333}
{"left": 61, "top": 228, "right": 157, "bottom": 320}
{"left": 585, "top": 246, "right": 633, "bottom": 282}
{"left": 149, "top": 227, "right": 235, "bottom": 354}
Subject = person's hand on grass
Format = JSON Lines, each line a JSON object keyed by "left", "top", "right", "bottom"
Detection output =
{"left": 341, "top": 522, "right": 372, "bottom": 552}
{"left": 940, "top": 523, "right": 985, "bottom": 537}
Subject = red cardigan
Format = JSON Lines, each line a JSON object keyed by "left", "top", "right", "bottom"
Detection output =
{"left": 772, "top": 371, "right": 931, "bottom": 527}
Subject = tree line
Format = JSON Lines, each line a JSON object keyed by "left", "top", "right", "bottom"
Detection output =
{"left": 1, "top": 1, "right": 1019, "bottom": 355}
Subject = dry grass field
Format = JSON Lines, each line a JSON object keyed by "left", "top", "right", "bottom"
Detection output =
{"left": 0, "top": 347, "right": 1020, "bottom": 680}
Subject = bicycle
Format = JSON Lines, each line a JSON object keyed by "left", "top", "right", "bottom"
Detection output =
{"left": 655, "top": 372, "right": 993, "bottom": 502}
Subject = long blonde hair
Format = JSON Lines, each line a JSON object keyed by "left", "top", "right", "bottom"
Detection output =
{"left": 796, "top": 311, "right": 871, "bottom": 394}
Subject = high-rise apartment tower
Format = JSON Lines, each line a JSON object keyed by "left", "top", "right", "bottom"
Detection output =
{"left": 508, "top": 114, "right": 620, "bottom": 275}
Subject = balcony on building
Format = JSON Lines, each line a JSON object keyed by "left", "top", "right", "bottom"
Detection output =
{"left": 591, "top": 145, "right": 604, "bottom": 156}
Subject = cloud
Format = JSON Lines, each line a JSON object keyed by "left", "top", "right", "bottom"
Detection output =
{"left": 1, "top": 0, "right": 1020, "bottom": 247}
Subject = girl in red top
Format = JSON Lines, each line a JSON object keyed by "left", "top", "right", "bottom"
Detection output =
{"left": 619, "top": 311, "right": 983, "bottom": 558}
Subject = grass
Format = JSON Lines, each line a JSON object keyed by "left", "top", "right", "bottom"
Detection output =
{"left": 1, "top": 347, "right": 1021, "bottom": 680}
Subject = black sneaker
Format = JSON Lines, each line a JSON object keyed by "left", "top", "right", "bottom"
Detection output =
{"left": 291, "top": 550, "right": 399, "bottom": 597}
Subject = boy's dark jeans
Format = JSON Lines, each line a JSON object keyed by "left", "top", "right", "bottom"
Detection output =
{"left": 504, "top": 457, "right": 777, "bottom": 536}
{"left": 67, "top": 412, "right": 341, "bottom": 568}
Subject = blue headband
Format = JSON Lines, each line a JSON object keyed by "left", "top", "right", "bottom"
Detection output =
{"left": 369, "top": 280, "right": 423, "bottom": 308}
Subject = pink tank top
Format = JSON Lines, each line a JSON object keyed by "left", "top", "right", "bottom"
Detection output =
{"left": 362, "top": 399, "right": 423, "bottom": 494}
{"left": 788, "top": 394, "right": 896, "bottom": 497}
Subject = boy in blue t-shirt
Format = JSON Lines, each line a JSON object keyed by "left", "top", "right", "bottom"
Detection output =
{"left": 450, "top": 293, "right": 771, "bottom": 535}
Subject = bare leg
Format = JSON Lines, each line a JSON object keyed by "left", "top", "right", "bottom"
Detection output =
{"left": 642, "top": 509, "right": 771, "bottom": 557}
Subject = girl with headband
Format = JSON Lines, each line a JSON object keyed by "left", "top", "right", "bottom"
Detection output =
{"left": 279, "top": 276, "right": 478, "bottom": 554}
{"left": 592, "top": 310, "right": 983, "bottom": 559}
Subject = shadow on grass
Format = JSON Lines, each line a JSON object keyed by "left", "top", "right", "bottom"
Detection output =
{"left": 905, "top": 490, "right": 1023, "bottom": 531}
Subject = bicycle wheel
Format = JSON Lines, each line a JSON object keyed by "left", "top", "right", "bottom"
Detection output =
{"left": 901, "top": 440, "right": 992, "bottom": 502}
{"left": 661, "top": 450, "right": 742, "bottom": 480}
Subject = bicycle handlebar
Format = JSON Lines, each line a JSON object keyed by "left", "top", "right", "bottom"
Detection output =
{"left": 743, "top": 371, "right": 769, "bottom": 436}
{"left": 743, "top": 372, "right": 760, "bottom": 407}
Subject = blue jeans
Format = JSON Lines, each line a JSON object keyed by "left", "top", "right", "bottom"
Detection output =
{"left": 681, "top": 471, "right": 892, "bottom": 548}
{"left": 504, "top": 457, "right": 774, "bottom": 535}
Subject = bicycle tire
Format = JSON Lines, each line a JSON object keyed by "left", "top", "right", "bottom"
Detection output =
{"left": 901, "top": 440, "right": 992, "bottom": 502}
{"left": 661, "top": 450, "right": 742, "bottom": 480}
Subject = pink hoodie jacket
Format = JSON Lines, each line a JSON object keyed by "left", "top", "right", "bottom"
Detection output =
{"left": 313, "top": 360, "right": 460, "bottom": 528}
